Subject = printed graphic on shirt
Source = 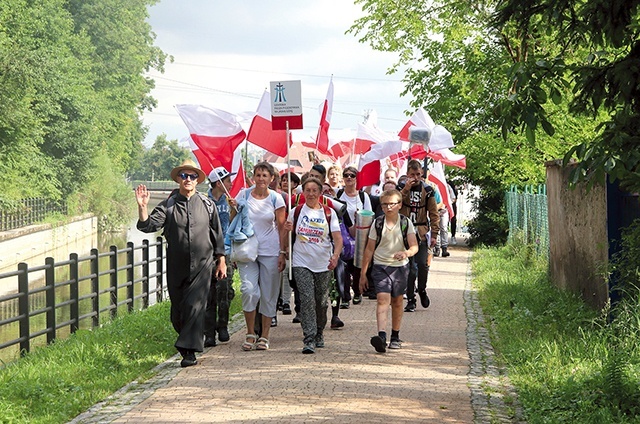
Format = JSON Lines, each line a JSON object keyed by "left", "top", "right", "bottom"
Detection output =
{"left": 409, "top": 188, "right": 422, "bottom": 223}
{"left": 297, "top": 215, "right": 329, "bottom": 244}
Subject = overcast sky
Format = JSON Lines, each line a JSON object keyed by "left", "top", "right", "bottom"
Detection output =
{"left": 142, "top": 0, "right": 414, "bottom": 147}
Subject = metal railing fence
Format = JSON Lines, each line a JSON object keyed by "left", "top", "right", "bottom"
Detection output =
{"left": 0, "top": 237, "right": 167, "bottom": 363}
{"left": 505, "top": 184, "right": 549, "bottom": 256}
{"left": 0, "top": 198, "right": 67, "bottom": 232}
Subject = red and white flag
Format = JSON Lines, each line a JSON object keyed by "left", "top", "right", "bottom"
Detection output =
{"left": 357, "top": 140, "right": 407, "bottom": 189}
{"left": 185, "top": 137, "right": 246, "bottom": 197}
{"left": 428, "top": 148, "right": 466, "bottom": 169}
{"left": 398, "top": 108, "right": 435, "bottom": 140}
{"left": 176, "top": 104, "right": 246, "bottom": 171}
{"left": 399, "top": 108, "right": 455, "bottom": 151}
{"left": 316, "top": 78, "right": 333, "bottom": 156}
{"left": 353, "top": 122, "right": 391, "bottom": 155}
{"left": 246, "top": 90, "right": 291, "bottom": 157}
{"left": 427, "top": 160, "right": 454, "bottom": 218}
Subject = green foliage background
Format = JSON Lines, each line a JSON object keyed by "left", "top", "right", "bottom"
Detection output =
{"left": 348, "top": 0, "right": 616, "bottom": 245}
{"left": 0, "top": 0, "right": 168, "bottom": 229}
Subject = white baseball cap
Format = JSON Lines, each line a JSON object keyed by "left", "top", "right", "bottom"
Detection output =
{"left": 208, "top": 166, "right": 237, "bottom": 183}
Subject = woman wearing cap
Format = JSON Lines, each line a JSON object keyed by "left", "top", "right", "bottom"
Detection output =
{"left": 235, "top": 162, "right": 287, "bottom": 351}
{"left": 135, "top": 159, "right": 226, "bottom": 367}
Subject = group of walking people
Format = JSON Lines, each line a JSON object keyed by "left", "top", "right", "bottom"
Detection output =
{"left": 135, "top": 156, "right": 456, "bottom": 366}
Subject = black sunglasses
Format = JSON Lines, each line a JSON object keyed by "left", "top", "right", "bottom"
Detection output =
{"left": 179, "top": 173, "right": 199, "bottom": 181}
{"left": 343, "top": 173, "right": 356, "bottom": 179}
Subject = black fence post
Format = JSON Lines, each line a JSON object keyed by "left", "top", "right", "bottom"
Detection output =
{"left": 90, "top": 248, "right": 99, "bottom": 328}
{"left": 156, "top": 237, "right": 164, "bottom": 303}
{"left": 45, "top": 257, "right": 56, "bottom": 344}
{"left": 142, "top": 239, "right": 149, "bottom": 309}
{"left": 110, "top": 245, "right": 118, "bottom": 318}
{"left": 69, "top": 253, "right": 79, "bottom": 333}
{"left": 126, "top": 242, "right": 134, "bottom": 312}
{"left": 18, "top": 263, "right": 30, "bottom": 356}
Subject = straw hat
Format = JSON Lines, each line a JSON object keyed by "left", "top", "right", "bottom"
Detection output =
{"left": 170, "top": 159, "right": 206, "bottom": 184}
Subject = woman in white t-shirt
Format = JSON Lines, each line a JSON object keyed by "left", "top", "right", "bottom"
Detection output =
{"left": 235, "top": 162, "right": 286, "bottom": 352}
{"left": 284, "top": 177, "right": 342, "bottom": 354}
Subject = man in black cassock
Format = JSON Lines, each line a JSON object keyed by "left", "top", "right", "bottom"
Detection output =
{"left": 135, "top": 159, "right": 226, "bottom": 367}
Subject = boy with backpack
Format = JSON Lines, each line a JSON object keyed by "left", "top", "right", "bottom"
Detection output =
{"left": 359, "top": 189, "right": 419, "bottom": 353}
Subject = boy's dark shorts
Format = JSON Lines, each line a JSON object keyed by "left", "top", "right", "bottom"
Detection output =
{"left": 371, "top": 263, "right": 410, "bottom": 298}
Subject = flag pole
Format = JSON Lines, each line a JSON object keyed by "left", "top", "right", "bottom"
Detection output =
{"left": 286, "top": 120, "right": 292, "bottom": 277}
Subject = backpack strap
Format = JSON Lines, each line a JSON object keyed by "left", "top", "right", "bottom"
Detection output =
{"left": 374, "top": 214, "right": 410, "bottom": 249}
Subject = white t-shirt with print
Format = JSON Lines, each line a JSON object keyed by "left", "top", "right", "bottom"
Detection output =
{"left": 290, "top": 204, "right": 340, "bottom": 273}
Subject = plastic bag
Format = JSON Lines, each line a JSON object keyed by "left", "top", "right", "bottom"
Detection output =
{"left": 230, "top": 235, "right": 259, "bottom": 263}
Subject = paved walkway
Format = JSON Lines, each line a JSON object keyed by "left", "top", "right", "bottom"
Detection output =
{"left": 71, "top": 243, "right": 523, "bottom": 423}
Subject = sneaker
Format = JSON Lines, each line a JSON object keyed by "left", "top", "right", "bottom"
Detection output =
{"left": 388, "top": 339, "right": 402, "bottom": 349}
{"left": 451, "top": 236, "right": 457, "bottom": 245}
{"left": 271, "top": 316, "right": 278, "bottom": 327}
{"left": 433, "top": 247, "right": 440, "bottom": 257}
{"left": 441, "top": 247, "right": 450, "bottom": 257}
{"left": 419, "top": 290, "right": 430, "bottom": 308}
{"left": 370, "top": 335, "right": 387, "bottom": 353}
{"left": 404, "top": 300, "right": 416, "bottom": 312}
{"left": 292, "top": 314, "right": 301, "bottom": 323}
{"left": 352, "top": 295, "right": 363, "bottom": 305}
{"left": 302, "top": 343, "right": 316, "bottom": 354}
{"left": 217, "top": 327, "right": 230, "bottom": 343}
{"left": 282, "top": 303, "right": 292, "bottom": 315}
{"left": 339, "top": 301, "right": 350, "bottom": 309}
{"left": 315, "top": 335, "right": 325, "bottom": 348}
{"left": 330, "top": 316, "right": 344, "bottom": 329}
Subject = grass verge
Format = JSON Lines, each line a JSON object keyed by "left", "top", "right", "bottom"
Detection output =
{"left": 473, "top": 242, "right": 640, "bottom": 423}
{"left": 0, "top": 273, "right": 244, "bottom": 424}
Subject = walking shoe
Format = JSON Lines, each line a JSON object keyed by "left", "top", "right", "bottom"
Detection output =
{"left": 217, "top": 327, "right": 230, "bottom": 343}
{"left": 271, "top": 316, "right": 278, "bottom": 327}
{"left": 451, "top": 236, "right": 457, "bottom": 245}
{"left": 302, "top": 343, "right": 316, "bottom": 354}
{"left": 352, "top": 295, "right": 363, "bottom": 305}
{"left": 370, "top": 335, "right": 387, "bottom": 353}
{"left": 282, "top": 303, "right": 292, "bottom": 315}
{"left": 204, "top": 336, "right": 217, "bottom": 348}
{"left": 388, "top": 339, "right": 402, "bottom": 349}
{"left": 315, "top": 335, "right": 325, "bottom": 348}
{"left": 180, "top": 350, "right": 197, "bottom": 367}
{"left": 292, "top": 314, "right": 301, "bottom": 323}
{"left": 441, "top": 247, "right": 450, "bottom": 257}
{"left": 339, "top": 301, "right": 350, "bottom": 309}
{"left": 330, "top": 316, "right": 344, "bottom": 329}
{"left": 404, "top": 300, "right": 416, "bottom": 312}
{"left": 433, "top": 247, "right": 441, "bottom": 257}
{"left": 419, "top": 290, "right": 430, "bottom": 308}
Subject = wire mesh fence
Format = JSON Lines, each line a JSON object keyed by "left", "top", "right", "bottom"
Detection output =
{"left": 505, "top": 184, "right": 549, "bottom": 256}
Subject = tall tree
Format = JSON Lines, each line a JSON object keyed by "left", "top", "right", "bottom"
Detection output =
{"left": 348, "top": 0, "right": 597, "bottom": 244}
{"left": 493, "top": 0, "right": 640, "bottom": 191}
{"left": 129, "top": 134, "right": 191, "bottom": 181}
